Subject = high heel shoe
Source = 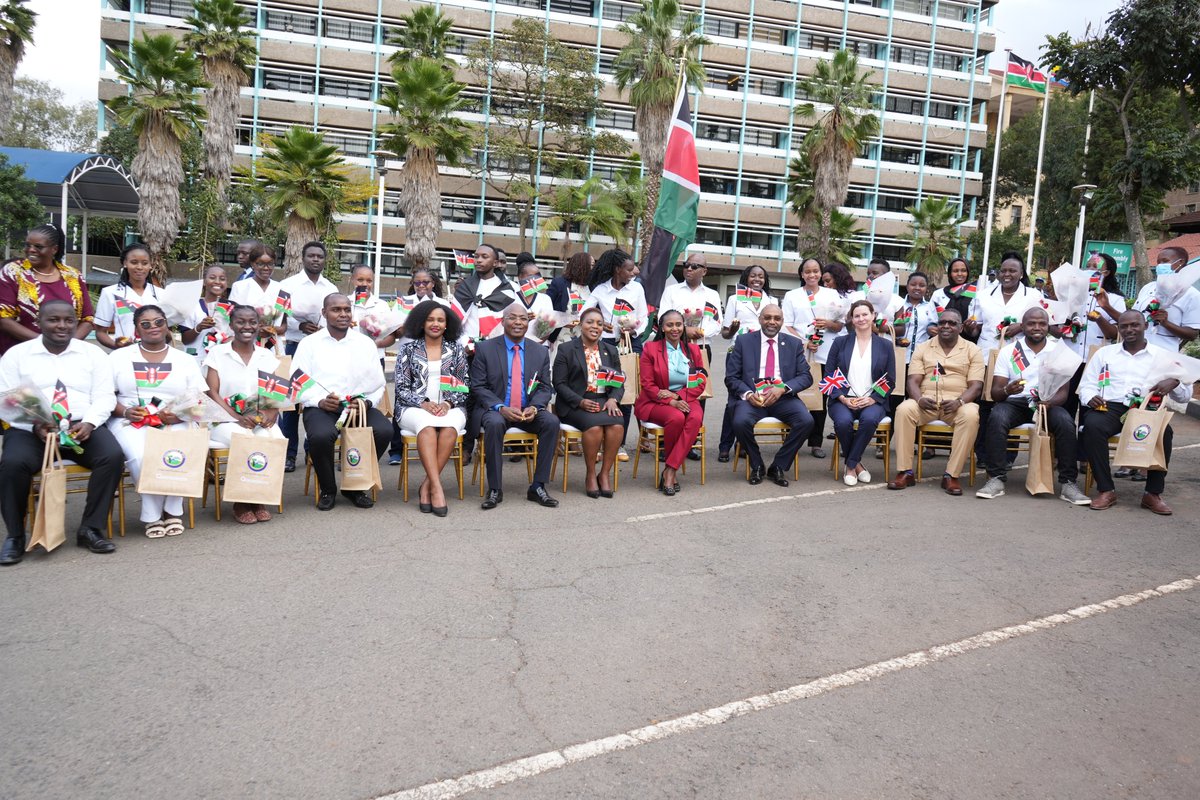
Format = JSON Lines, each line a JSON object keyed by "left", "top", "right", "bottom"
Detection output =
{"left": 660, "top": 483, "right": 676, "bottom": 497}
{"left": 432, "top": 506, "right": 448, "bottom": 517}
{"left": 599, "top": 488, "right": 614, "bottom": 498}
{"left": 585, "top": 488, "right": 600, "bottom": 499}
{"left": 419, "top": 502, "right": 433, "bottom": 513}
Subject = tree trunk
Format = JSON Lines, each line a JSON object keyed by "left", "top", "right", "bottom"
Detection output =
{"left": 202, "top": 59, "right": 245, "bottom": 213}
{"left": 133, "top": 116, "right": 186, "bottom": 285}
{"left": 401, "top": 147, "right": 439, "bottom": 272}
{"left": 284, "top": 213, "right": 318, "bottom": 274}
{"left": 634, "top": 100, "right": 671, "bottom": 262}
{"left": 638, "top": 171, "right": 661, "bottom": 261}
{"left": 1124, "top": 193, "right": 1151, "bottom": 286}
{"left": 0, "top": 47, "right": 18, "bottom": 135}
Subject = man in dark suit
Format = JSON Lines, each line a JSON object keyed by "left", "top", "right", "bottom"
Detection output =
{"left": 725, "top": 303, "right": 814, "bottom": 487}
{"left": 469, "top": 304, "right": 561, "bottom": 509}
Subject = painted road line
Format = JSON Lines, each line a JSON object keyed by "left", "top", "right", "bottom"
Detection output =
{"left": 375, "top": 574, "right": 1200, "bottom": 800}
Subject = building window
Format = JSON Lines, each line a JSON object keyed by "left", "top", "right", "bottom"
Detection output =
{"left": 264, "top": 10, "right": 318, "bottom": 36}
{"left": 1011, "top": 206, "right": 1023, "bottom": 228}
{"left": 1188, "top": 182, "right": 1200, "bottom": 194}
{"left": 323, "top": 18, "right": 378, "bottom": 43}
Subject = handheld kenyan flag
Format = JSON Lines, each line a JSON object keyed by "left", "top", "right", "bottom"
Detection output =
{"left": 568, "top": 291, "right": 584, "bottom": 313}
{"left": 526, "top": 375, "right": 540, "bottom": 395}
{"left": 439, "top": 375, "right": 469, "bottom": 394}
{"left": 477, "top": 312, "right": 503, "bottom": 339}
{"left": 257, "top": 371, "right": 292, "bottom": 404}
{"left": 396, "top": 295, "right": 416, "bottom": 313}
{"left": 818, "top": 369, "right": 848, "bottom": 395}
{"left": 355, "top": 287, "right": 370, "bottom": 306}
{"left": 686, "top": 368, "right": 705, "bottom": 389}
{"left": 225, "top": 393, "right": 250, "bottom": 414}
{"left": 1009, "top": 342, "right": 1029, "bottom": 374}
{"left": 289, "top": 368, "right": 317, "bottom": 400}
{"left": 870, "top": 375, "right": 891, "bottom": 397}
{"left": 51, "top": 380, "right": 70, "bottom": 421}
{"left": 212, "top": 301, "right": 233, "bottom": 323}
{"left": 736, "top": 285, "right": 763, "bottom": 305}
{"left": 957, "top": 283, "right": 978, "bottom": 299}
{"left": 931, "top": 362, "right": 946, "bottom": 382}
{"left": 1097, "top": 364, "right": 1111, "bottom": 388}
{"left": 454, "top": 250, "right": 475, "bottom": 271}
{"left": 133, "top": 361, "right": 172, "bottom": 389}
{"left": 1088, "top": 273, "right": 1102, "bottom": 294}
{"left": 274, "top": 290, "right": 292, "bottom": 317}
{"left": 595, "top": 369, "right": 626, "bottom": 390}
{"left": 612, "top": 298, "right": 635, "bottom": 317}
{"left": 703, "top": 301, "right": 719, "bottom": 320}
{"left": 114, "top": 298, "right": 135, "bottom": 316}
{"left": 754, "top": 377, "right": 783, "bottom": 393}
{"left": 519, "top": 276, "right": 547, "bottom": 298}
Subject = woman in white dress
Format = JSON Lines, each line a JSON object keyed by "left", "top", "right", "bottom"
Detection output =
{"left": 203, "top": 304, "right": 286, "bottom": 525}
{"left": 394, "top": 301, "right": 468, "bottom": 517}
{"left": 783, "top": 257, "right": 844, "bottom": 458}
{"left": 108, "top": 304, "right": 205, "bottom": 538}
{"left": 94, "top": 243, "right": 162, "bottom": 349}
{"left": 180, "top": 264, "right": 230, "bottom": 364}
{"left": 227, "top": 243, "right": 284, "bottom": 354}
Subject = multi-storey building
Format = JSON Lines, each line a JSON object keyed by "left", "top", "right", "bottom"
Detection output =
{"left": 99, "top": 0, "right": 997, "bottom": 291}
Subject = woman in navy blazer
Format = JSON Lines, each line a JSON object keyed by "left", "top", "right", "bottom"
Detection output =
{"left": 826, "top": 300, "right": 896, "bottom": 486}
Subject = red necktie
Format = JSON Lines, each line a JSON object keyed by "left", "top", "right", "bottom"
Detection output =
{"left": 765, "top": 338, "right": 776, "bottom": 382}
{"left": 509, "top": 344, "right": 522, "bottom": 408}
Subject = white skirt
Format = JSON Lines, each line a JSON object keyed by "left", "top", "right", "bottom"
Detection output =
{"left": 209, "top": 421, "right": 286, "bottom": 448}
{"left": 399, "top": 406, "right": 466, "bottom": 435}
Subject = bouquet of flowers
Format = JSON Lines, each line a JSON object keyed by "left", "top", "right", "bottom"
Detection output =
{"left": 530, "top": 310, "right": 563, "bottom": 340}
{"left": 356, "top": 306, "right": 407, "bottom": 339}
{"left": 1035, "top": 345, "right": 1083, "bottom": 408}
{"left": 158, "top": 390, "right": 232, "bottom": 425}
{"left": 681, "top": 308, "right": 704, "bottom": 330}
{"left": 1050, "top": 261, "right": 1091, "bottom": 316}
{"left": 865, "top": 271, "right": 896, "bottom": 312}
{"left": 996, "top": 315, "right": 1017, "bottom": 336}
{"left": 0, "top": 382, "right": 82, "bottom": 453}
{"left": 1148, "top": 259, "right": 1200, "bottom": 322}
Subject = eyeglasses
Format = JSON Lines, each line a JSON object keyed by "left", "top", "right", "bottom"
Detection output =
{"left": 936, "top": 320, "right": 961, "bottom": 327}
{"left": 137, "top": 319, "right": 167, "bottom": 329}
{"left": 412, "top": 280, "right": 433, "bottom": 286}
{"left": 683, "top": 264, "right": 704, "bottom": 270}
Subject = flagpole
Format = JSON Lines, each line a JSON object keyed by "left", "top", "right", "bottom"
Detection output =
{"left": 1025, "top": 79, "right": 1051, "bottom": 267}
{"left": 981, "top": 50, "right": 1010, "bottom": 275}
{"left": 1071, "top": 89, "right": 1097, "bottom": 268}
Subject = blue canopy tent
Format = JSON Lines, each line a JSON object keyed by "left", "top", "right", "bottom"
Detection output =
{"left": 0, "top": 146, "right": 139, "bottom": 279}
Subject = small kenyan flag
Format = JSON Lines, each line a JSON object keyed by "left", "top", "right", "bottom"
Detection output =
{"left": 931, "top": 362, "right": 946, "bottom": 382}
{"left": 595, "top": 369, "right": 626, "bottom": 389}
{"left": 1098, "top": 364, "right": 1111, "bottom": 388}
{"left": 354, "top": 287, "right": 370, "bottom": 306}
{"left": 225, "top": 393, "right": 249, "bottom": 414}
{"left": 51, "top": 380, "right": 70, "bottom": 421}
{"left": 958, "top": 283, "right": 977, "bottom": 299}
{"left": 274, "top": 290, "right": 292, "bottom": 316}
{"left": 703, "top": 301, "right": 719, "bottom": 320}
{"left": 212, "top": 301, "right": 233, "bottom": 323}
{"left": 396, "top": 295, "right": 416, "bottom": 312}
{"left": 612, "top": 298, "right": 635, "bottom": 317}
{"left": 439, "top": 375, "right": 469, "bottom": 394}
{"left": 289, "top": 368, "right": 317, "bottom": 400}
{"left": 568, "top": 291, "right": 584, "bottom": 313}
{"left": 257, "top": 371, "right": 292, "bottom": 404}
{"left": 870, "top": 375, "right": 891, "bottom": 397}
{"left": 1088, "top": 273, "right": 1102, "bottom": 294}
{"left": 1009, "top": 342, "right": 1029, "bottom": 374}
{"left": 519, "top": 276, "right": 547, "bottom": 298}
{"left": 114, "top": 298, "right": 134, "bottom": 316}
{"left": 526, "top": 375, "right": 540, "bottom": 395}
{"left": 736, "top": 285, "right": 762, "bottom": 304}
{"left": 686, "top": 368, "right": 705, "bottom": 389}
{"left": 754, "top": 377, "right": 782, "bottom": 393}
{"left": 454, "top": 250, "right": 475, "bottom": 271}
{"left": 133, "top": 361, "right": 171, "bottom": 389}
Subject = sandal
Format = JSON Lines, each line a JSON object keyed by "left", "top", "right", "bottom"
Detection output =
{"left": 144, "top": 521, "right": 167, "bottom": 539}
{"left": 253, "top": 506, "right": 272, "bottom": 522}
{"left": 162, "top": 517, "right": 185, "bottom": 536}
{"left": 233, "top": 504, "right": 258, "bottom": 525}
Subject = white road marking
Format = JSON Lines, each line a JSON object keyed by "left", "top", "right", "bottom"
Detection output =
{"left": 375, "top": 574, "right": 1200, "bottom": 800}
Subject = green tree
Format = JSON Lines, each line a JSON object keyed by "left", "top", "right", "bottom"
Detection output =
{"left": 379, "top": 7, "right": 474, "bottom": 271}
{"left": 0, "top": 152, "right": 42, "bottom": 253}
{"left": 1044, "top": 0, "right": 1200, "bottom": 282}
{"left": 467, "top": 17, "right": 627, "bottom": 254}
{"left": 612, "top": 156, "right": 648, "bottom": 250}
{"left": 537, "top": 163, "right": 627, "bottom": 259}
{"left": 108, "top": 32, "right": 206, "bottom": 282}
{"left": 248, "top": 127, "right": 371, "bottom": 273}
{"left": 0, "top": 0, "right": 36, "bottom": 135}
{"left": 184, "top": 0, "right": 256, "bottom": 211}
{"left": 964, "top": 223, "right": 1025, "bottom": 279}
{"left": 794, "top": 49, "right": 880, "bottom": 261}
{"left": 906, "top": 197, "right": 966, "bottom": 283}
{"left": 613, "top": 0, "right": 708, "bottom": 260}
{"left": 1, "top": 77, "right": 96, "bottom": 151}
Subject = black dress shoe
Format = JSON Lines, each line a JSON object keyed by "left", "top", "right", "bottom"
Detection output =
{"left": 481, "top": 489, "right": 503, "bottom": 510}
{"left": 660, "top": 483, "right": 676, "bottom": 497}
{"left": 342, "top": 490, "right": 374, "bottom": 509}
{"left": 419, "top": 502, "right": 433, "bottom": 513}
{"left": 317, "top": 492, "right": 336, "bottom": 511}
{"left": 766, "top": 466, "right": 790, "bottom": 487}
{"left": 717, "top": 451, "right": 730, "bottom": 463}
{"left": 527, "top": 486, "right": 559, "bottom": 507}
{"left": 599, "top": 489, "right": 614, "bottom": 498}
{"left": 432, "top": 505, "right": 448, "bottom": 517}
{"left": 76, "top": 528, "right": 115, "bottom": 554}
{"left": 687, "top": 449, "right": 701, "bottom": 461}
{"left": 585, "top": 488, "right": 600, "bottom": 499}
{"left": 284, "top": 457, "right": 296, "bottom": 473}
{"left": 748, "top": 466, "right": 764, "bottom": 485}
{"left": 0, "top": 538, "right": 24, "bottom": 566}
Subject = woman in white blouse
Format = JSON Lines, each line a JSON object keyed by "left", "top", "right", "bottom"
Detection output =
{"left": 965, "top": 251, "right": 1043, "bottom": 361}
{"left": 94, "top": 243, "right": 161, "bottom": 349}
{"left": 180, "top": 264, "right": 230, "bottom": 364}
{"left": 227, "top": 243, "right": 284, "bottom": 354}
{"left": 108, "top": 304, "right": 204, "bottom": 538}
{"left": 584, "top": 248, "right": 648, "bottom": 343}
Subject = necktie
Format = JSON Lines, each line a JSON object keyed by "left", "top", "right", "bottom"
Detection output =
{"left": 509, "top": 344, "right": 523, "bottom": 408}
{"left": 765, "top": 338, "right": 776, "bottom": 382}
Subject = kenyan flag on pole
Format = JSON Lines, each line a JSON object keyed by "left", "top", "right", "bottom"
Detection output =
{"left": 1007, "top": 52, "right": 1047, "bottom": 94}
{"left": 642, "top": 85, "right": 700, "bottom": 311}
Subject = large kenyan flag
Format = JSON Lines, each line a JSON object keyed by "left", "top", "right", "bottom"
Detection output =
{"left": 642, "top": 86, "right": 700, "bottom": 310}
{"left": 1006, "top": 52, "right": 1046, "bottom": 94}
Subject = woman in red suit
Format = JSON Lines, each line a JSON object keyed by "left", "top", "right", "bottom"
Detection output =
{"left": 634, "top": 310, "right": 707, "bottom": 496}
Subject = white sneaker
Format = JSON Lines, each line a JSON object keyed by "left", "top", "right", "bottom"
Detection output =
{"left": 843, "top": 472, "right": 858, "bottom": 486}
{"left": 857, "top": 468, "right": 871, "bottom": 484}
{"left": 1059, "top": 481, "right": 1092, "bottom": 506}
{"left": 976, "top": 476, "right": 1006, "bottom": 499}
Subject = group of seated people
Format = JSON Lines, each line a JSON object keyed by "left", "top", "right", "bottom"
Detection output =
{"left": 0, "top": 227, "right": 1193, "bottom": 568}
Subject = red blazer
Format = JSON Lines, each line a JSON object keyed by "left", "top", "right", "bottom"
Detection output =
{"left": 634, "top": 339, "right": 706, "bottom": 419}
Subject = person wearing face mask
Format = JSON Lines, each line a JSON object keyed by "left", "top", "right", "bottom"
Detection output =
{"left": 1132, "top": 245, "right": 1200, "bottom": 352}
{"left": 94, "top": 243, "right": 161, "bottom": 349}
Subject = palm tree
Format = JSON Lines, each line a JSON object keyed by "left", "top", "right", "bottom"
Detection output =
{"left": 613, "top": 0, "right": 708, "bottom": 260}
{"left": 906, "top": 196, "right": 966, "bottom": 283}
{"left": 387, "top": 5, "right": 454, "bottom": 63}
{"left": 794, "top": 49, "right": 880, "bottom": 252}
{"left": 538, "top": 168, "right": 627, "bottom": 259}
{"left": 827, "top": 210, "right": 864, "bottom": 266}
{"left": 612, "top": 157, "right": 648, "bottom": 250}
{"left": 0, "top": 0, "right": 36, "bottom": 135}
{"left": 183, "top": 0, "right": 256, "bottom": 208}
{"left": 378, "top": 8, "right": 473, "bottom": 271}
{"left": 108, "top": 33, "right": 206, "bottom": 282}
{"left": 251, "top": 127, "right": 371, "bottom": 273}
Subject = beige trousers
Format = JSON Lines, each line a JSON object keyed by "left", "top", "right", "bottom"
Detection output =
{"left": 893, "top": 399, "right": 979, "bottom": 475}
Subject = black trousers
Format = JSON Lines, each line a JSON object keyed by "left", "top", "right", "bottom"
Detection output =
{"left": 1081, "top": 405, "right": 1171, "bottom": 495}
{"left": 806, "top": 363, "right": 828, "bottom": 448}
{"left": 480, "top": 409, "right": 559, "bottom": 492}
{"left": 302, "top": 406, "right": 392, "bottom": 495}
{"left": 0, "top": 426, "right": 124, "bottom": 541}
{"left": 731, "top": 396, "right": 814, "bottom": 471}
{"left": 984, "top": 400, "right": 1078, "bottom": 483}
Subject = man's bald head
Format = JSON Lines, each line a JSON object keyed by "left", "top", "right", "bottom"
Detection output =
{"left": 1022, "top": 306, "right": 1048, "bottom": 324}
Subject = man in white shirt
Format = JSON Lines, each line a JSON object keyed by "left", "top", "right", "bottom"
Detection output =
{"left": 976, "top": 307, "right": 1089, "bottom": 504}
{"left": 276, "top": 242, "right": 337, "bottom": 472}
{"left": 233, "top": 238, "right": 261, "bottom": 282}
{"left": 452, "top": 244, "right": 518, "bottom": 341}
{"left": 0, "top": 301, "right": 122, "bottom": 564}
{"left": 658, "top": 253, "right": 722, "bottom": 355}
{"left": 1132, "top": 245, "right": 1200, "bottom": 352}
{"left": 1078, "top": 310, "right": 1191, "bottom": 515}
{"left": 292, "top": 293, "right": 392, "bottom": 511}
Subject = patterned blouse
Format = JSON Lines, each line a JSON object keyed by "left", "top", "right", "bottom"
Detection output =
{"left": 584, "top": 344, "right": 602, "bottom": 393}
{"left": 0, "top": 260, "right": 95, "bottom": 355}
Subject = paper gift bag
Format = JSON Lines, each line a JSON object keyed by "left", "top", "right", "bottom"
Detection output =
{"left": 137, "top": 426, "right": 209, "bottom": 498}
{"left": 697, "top": 348, "right": 714, "bottom": 401}
{"left": 618, "top": 332, "right": 640, "bottom": 406}
{"left": 1114, "top": 405, "right": 1173, "bottom": 471}
{"left": 340, "top": 400, "right": 382, "bottom": 491}
{"left": 796, "top": 353, "right": 823, "bottom": 411}
{"left": 1025, "top": 405, "right": 1055, "bottom": 496}
{"left": 982, "top": 333, "right": 1007, "bottom": 402}
{"left": 28, "top": 437, "right": 66, "bottom": 553}
{"left": 221, "top": 432, "right": 286, "bottom": 506}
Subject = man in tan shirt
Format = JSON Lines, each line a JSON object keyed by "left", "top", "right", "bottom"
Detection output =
{"left": 888, "top": 309, "right": 984, "bottom": 495}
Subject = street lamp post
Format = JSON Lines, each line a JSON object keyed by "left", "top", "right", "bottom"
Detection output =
{"left": 1071, "top": 183, "right": 1097, "bottom": 268}
{"left": 370, "top": 149, "right": 395, "bottom": 298}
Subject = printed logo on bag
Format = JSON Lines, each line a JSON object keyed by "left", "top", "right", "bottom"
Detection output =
{"left": 346, "top": 447, "right": 362, "bottom": 467}
{"left": 162, "top": 449, "right": 186, "bottom": 468}
{"left": 1133, "top": 424, "right": 1152, "bottom": 442}
{"left": 247, "top": 452, "right": 268, "bottom": 472}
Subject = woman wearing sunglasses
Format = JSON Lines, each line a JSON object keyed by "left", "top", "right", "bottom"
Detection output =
{"left": 107, "top": 304, "right": 205, "bottom": 538}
